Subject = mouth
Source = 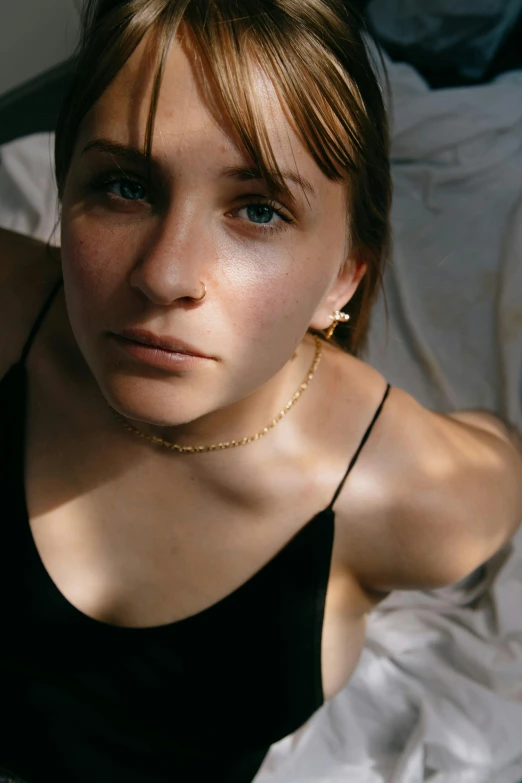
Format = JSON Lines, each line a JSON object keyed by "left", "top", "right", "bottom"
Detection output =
{"left": 114, "top": 328, "right": 212, "bottom": 359}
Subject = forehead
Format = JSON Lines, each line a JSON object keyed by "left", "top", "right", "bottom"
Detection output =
{"left": 77, "top": 31, "right": 321, "bottom": 180}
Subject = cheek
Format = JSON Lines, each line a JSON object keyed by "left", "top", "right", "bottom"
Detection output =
{"left": 211, "top": 239, "right": 302, "bottom": 336}
{"left": 60, "top": 208, "right": 137, "bottom": 314}
{"left": 60, "top": 215, "right": 130, "bottom": 348}
{"left": 62, "top": 216, "right": 120, "bottom": 290}
{"left": 218, "top": 245, "right": 331, "bottom": 346}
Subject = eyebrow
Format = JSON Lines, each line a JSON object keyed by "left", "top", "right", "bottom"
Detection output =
{"left": 82, "top": 139, "right": 149, "bottom": 166}
{"left": 81, "top": 139, "right": 316, "bottom": 200}
{"left": 219, "top": 164, "right": 316, "bottom": 200}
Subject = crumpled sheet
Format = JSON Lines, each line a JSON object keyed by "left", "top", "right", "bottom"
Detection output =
{"left": 1, "top": 56, "right": 521, "bottom": 783}
{"left": 0, "top": 133, "right": 59, "bottom": 245}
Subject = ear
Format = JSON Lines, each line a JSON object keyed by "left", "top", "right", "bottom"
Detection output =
{"left": 309, "top": 256, "right": 367, "bottom": 332}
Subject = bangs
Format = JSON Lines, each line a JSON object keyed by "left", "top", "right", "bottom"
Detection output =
{"left": 73, "top": 0, "right": 372, "bottom": 202}
{"left": 137, "top": 1, "right": 372, "bottom": 200}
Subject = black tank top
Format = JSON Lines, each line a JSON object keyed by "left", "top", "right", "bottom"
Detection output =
{"left": 0, "top": 279, "right": 390, "bottom": 783}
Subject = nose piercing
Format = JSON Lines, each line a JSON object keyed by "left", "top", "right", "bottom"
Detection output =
{"left": 194, "top": 282, "right": 206, "bottom": 301}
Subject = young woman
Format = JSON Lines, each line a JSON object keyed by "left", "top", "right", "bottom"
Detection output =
{"left": 1, "top": 1, "right": 521, "bottom": 781}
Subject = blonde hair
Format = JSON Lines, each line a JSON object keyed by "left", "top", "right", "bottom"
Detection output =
{"left": 54, "top": 0, "right": 391, "bottom": 356}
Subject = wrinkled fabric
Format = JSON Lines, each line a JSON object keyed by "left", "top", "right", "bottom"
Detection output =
{"left": 0, "top": 132, "right": 59, "bottom": 244}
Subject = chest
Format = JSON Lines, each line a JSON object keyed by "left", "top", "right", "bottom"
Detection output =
{"left": 24, "top": 456, "right": 369, "bottom": 705}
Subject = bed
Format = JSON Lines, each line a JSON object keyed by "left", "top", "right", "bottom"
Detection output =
{"left": 1, "top": 11, "right": 522, "bottom": 783}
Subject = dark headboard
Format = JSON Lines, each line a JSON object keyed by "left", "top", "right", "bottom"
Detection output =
{"left": 0, "top": 59, "right": 74, "bottom": 147}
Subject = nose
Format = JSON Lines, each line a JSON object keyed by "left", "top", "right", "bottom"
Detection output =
{"left": 129, "top": 204, "right": 212, "bottom": 306}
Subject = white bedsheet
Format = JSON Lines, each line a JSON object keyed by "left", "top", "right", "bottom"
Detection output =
{"left": 1, "top": 56, "right": 521, "bottom": 783}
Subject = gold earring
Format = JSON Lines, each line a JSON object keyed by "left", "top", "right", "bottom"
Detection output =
{"left": 325, "top": 310, "right": 350, "bottom": 340}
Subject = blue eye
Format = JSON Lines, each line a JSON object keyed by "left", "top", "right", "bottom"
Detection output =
{"left": 236, "top": 200, "right": 293, "bottom": 230}
{"left": 245, "top": 204, "right": 277, "bottom": 224}
{"left": 105, "top": 178, "right": 146, "bottom": 201}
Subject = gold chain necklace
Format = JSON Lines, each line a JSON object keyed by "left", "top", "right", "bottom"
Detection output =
{"left": 107, "top": 334, "right": 324, "bottom": 453}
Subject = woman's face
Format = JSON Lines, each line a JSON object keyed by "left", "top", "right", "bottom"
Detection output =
{"left": 60, "top": 34, "right": 364, "bottom": 435}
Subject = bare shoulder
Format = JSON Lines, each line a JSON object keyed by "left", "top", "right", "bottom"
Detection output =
{"left": 0, "top": 227, "right": 62, "bottom": 377}
{"left": 330, "top": 352, "right": 483, "bottom": 597}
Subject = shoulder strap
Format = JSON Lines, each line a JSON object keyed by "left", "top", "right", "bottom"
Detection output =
{"left": 20, "top": 276, "right": 64, "bottom": 365}
{"left": 327, "top": 382, "right": 391, "bottom": 511}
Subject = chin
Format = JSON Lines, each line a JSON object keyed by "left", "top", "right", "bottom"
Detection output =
{"left": 125, "top": 408, "right": 200, "bottom": 430}
{"left": 103, "top": 377, "right": 208, "bottom": 428}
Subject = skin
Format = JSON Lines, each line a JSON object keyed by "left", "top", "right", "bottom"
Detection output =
{"left": 59, "top": 31, "right": 367, "bottom": 456}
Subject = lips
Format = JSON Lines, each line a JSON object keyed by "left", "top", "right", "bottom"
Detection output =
{"left": 115, "top": 328, "right": 212, "bottom": 358}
